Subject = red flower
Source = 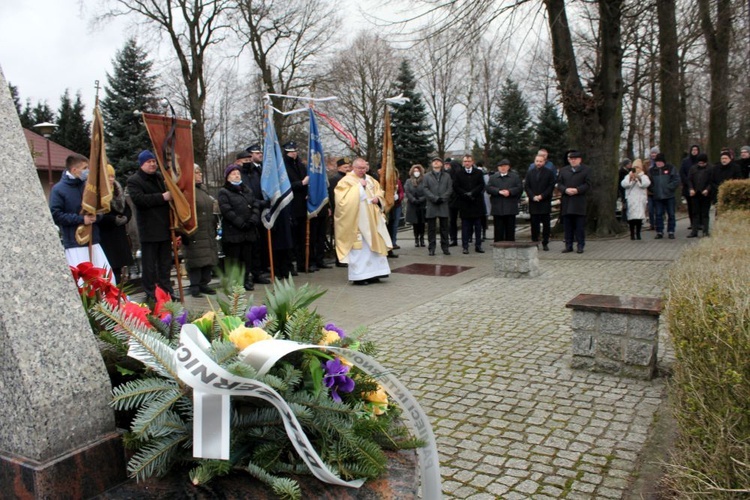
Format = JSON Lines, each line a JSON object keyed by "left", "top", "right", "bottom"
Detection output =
{"left": 121, "top": 301, "right": 151, "bottom": 326}
{"left": 153, "top": 286, "right": 172, "bottom": 319}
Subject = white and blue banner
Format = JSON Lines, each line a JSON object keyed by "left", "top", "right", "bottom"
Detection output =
{"left": 260, "top": 105, "right": 293, "bottom": 229}
{"left": 306, "top": 107, "right": 328, "bottom": 218}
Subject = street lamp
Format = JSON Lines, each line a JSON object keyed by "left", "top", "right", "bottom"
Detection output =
{"left": 33, "top": 121, "right": 58, "bottom": 188}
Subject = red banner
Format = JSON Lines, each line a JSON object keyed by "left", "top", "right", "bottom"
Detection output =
{"left": 141, "top": 113, "right": 197, "bottom": 235}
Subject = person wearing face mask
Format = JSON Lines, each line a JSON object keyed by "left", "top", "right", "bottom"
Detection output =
{"left": 218, "top": 164, "right": 260, "bottom": 291}
{"left": 49, "top": 153, "right": 113, "bottom": 277}
{"left": 404, "top": 164, "right": 427, "bottom": 247}
{"left": 98, "top": 163, "right": 134, "bottom": 282}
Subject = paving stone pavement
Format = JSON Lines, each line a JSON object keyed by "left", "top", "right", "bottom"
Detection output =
{"left": 167, "top": 216, "right": 696, "bottom": 498}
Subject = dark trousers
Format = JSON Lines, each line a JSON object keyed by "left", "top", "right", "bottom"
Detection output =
{"left": 449, "top": 206, "right": 459, "bottom": 243}
{"left": 291, "top": 215, "right": 308, "bottom": 269}
{"left": 648, "top": 196, "right": 655, "bottom": 228}
{"left": 251, "top": 225, "right": 270, "bottom": 278}
{"left": 562, "top": 214, "right": 586, "bottom": 250}
{"left": 141, "top": 240, "right": 173, "bottom": 300}
{"left": 654, "top": 197, "right": 676, "bottom": 235}
{"left": 309, "top": 214, "right": 328, "bottom": 266}
{"left": 684, "top": 195, "right": 695, "bottom": 228}
{"left": 691, "top": 195, "right": 711, "bottom": 234}
{"left": 223, "top": 241, "right": 253, "bottom": 282}
{"left": 493, "top": 214, "right": 517, "bottom": 241}
{"left": 462, "top": 217, "right": 483, "bottom": 248}
{"left": 530, "top": 213, "right": 551, "bottom": 245}
{"left": 427, "top": 217, "right": 449, "bottom": 252}
{"left": 188, "top": 266, "right": 213, "bottom": 292}
{"left": 628, "top": 219, "right": 643, "bottom": 239}
{"left": 412, "top": 222, "right": 425, "bottom": 241}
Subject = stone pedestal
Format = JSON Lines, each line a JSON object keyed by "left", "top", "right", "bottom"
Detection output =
{"left": 0, "top": 67, "right": 126, "bottom": 498}
{"left": 566, "top": 294, "right": 662, "bottom": 380}
{"left": 492, "top": 241, "right": 540, "bottom": 278}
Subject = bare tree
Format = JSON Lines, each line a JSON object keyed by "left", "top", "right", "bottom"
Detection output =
{"left": 319, "top": 33, "right": 399, "bottom": 164}
{"left": 657, "top": 0, "right": 682, "bottom": 165}
{"left": 472, "top": 37, "right": 506, "bottom": 166}
{"left": 230, "top": 0, "right": 340, "bottom": 138}
{"left": 414, "top": 31, "right": 465, "bottom": 158}
{"left": 697, "top": 0, "right": 732, "bottom": 159}
{"left": 96, "top": 0, "right": 232, "bottom": 168}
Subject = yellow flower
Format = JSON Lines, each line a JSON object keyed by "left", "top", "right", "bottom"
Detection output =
{"left": 197, "top": 311, "right": 215, "bottom": 322}
{"left": 320, "top": 329, "right": 341, "bottom": 346}
{"left": 363, "top": 385, "right": 389, "bottom": 416}
{"left": 229, "top": 326, "right": 272, "bottom": 350}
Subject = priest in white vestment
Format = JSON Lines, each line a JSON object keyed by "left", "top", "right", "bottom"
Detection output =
{"left": 333, "top": 158, "right": 392, "bottom": 285}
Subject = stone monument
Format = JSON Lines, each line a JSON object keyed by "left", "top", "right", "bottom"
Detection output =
{"left": 0, "top": 67, "right": 125, "bottom": 497}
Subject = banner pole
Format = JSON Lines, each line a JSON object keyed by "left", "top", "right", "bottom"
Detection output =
{"left": 170, "top": 210, "right": 184, "bottom": 303}
{"left": 305, "top": 218, "right": 311, "bottom": 273}
{"left": 267, "top": 228, "right": 275, "bottom": 282}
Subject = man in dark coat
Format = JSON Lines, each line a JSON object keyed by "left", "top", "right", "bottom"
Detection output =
{"left": 556, "top": 150, "right": 591, "bottom": 253}
{"left": 127, "top": 150, "right": 176, "bottom": 301}
{"left": 283, "top": 141, "right": 311, "bottom": 272}
{"left": 687, "top": 154, "right": 713, "bottom": 238}
{"left": 712, "top": 151, "right": 742, "bottom": 204}
{"left": 524, "top": 153, "right": 557, "bottom": 250}
{"left": 240, "top": 144, "right": 271, "bottom": 284}
{"left": 648, "top": 153, "right": 680, "bottom": 239}
{"left": 680, "top": 145, "right": 700, "bottom": 230}
{"left": 446, "top": 158, "right": 462, "bottom": 246}
{"left": 486, "top": 159, "right": 523, "bottom": 242}
{"left": 423, "top": 158, "right": 453, "bottom": 256}
{"left": 453, "top": 154, "right": 487, "bottom": 253}
{"left": 739, "top": 146, "right": 750, "bottom": 179}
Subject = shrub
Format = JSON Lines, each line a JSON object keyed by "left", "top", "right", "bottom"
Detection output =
{"left": 664, "top": 210, "right": 750, "bottom": 497}
{"left": 717, "top": 179, "right": 750, "bottom": 213}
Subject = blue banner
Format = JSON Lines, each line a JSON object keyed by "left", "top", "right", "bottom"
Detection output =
{"left": 261, "top": 106, "right": 293, "bottom": 229}
{"left": 306, "top": 108, "right": 328, "bottom": 217}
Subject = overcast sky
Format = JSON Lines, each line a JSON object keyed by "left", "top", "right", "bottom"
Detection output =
{"left": 0, "top": 0, "right": 406, "bottom": 117}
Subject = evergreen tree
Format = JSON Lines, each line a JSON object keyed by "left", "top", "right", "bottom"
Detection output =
{"left": 52, "top": 90, "right": 91, "bottom": 155}
{"left": 23, "top": 101, "right": 56, "bottom": 130}
{"left": 18, "top": 99, "right": 35, "bottom": 129}
{"left": 490, "top": 79, "right": 533, "bottom": 177}
{"left": 390, "top": 60, "right": 434, "bottom": 178}
{"left": 101, "top": 37, "right": 159, "bottom": 182}
{"left": 534, "top": 101, "right": 568, "bottom": 167}
{"left": 8, "top": 83, "right": 21, "bottom": 115}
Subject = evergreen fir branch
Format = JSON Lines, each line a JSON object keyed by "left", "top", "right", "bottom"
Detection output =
{"left": 111, "top": 378, "right": 181, "bottom": 411}
{"left": 210, "top": 338, "right": 240, "bottom": 366}
{"left": 131, "top": 389, "right": 184, "bottom": 437}
{"left": 246, "top": 460, "right": 301, "bottom": 500}
{"left": 265, "top": 277, "right": 326, "bottom": 335}
{"left": 144, "top": 410, "right": 188, "bottom": 438}
{"left": 188, "top": 460, "right": 233, "bottom": 486}
{"left": 98, "top": 329, "right": 127, "bottom": 354}
{"left": 127, "top": 433, "right": 189, "bottom": 481}
{"left": 174, "top": 395, "right": 194, "bottom": 421}
{"left": 92, "top": 303, "right": 180, "bottom": 381}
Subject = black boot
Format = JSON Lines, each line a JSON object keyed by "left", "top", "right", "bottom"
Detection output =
{"left": 415, "top": 236, "right": 420, "bottom": 247}
{"left": 630, "top": 224, "right": 635, "bottom": 240}
{"left": 419, "top": 235, "right": 425, "bottom": 247}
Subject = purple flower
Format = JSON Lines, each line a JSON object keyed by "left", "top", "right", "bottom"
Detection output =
{"left": 160, "top": 313, "right": 172, "bottom": 326}
{"left": 324, "top": 322, "right": 346, "bottom": 339}
{"left": 323, "top": 358, "right": 355, "bottom": 403}
{"left": 175, "top": 309, "right": 188, "bottom": 327}
{"left": 245, "top": 305, "right": 268, "bottom": 327}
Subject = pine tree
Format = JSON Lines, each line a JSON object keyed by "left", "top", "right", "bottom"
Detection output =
{"left": 390, "top": 60, "right": 434, "bottom": 178}
{"left": 491, "top": 79, "right": 533, "bottom": 177}
{"left": 52, "top": 90, "right": 91, "bottom": 155}
{"left": 101, "top": 37, "right": 159, "bottom": 182}
{"left": 534, "top": 101, "right": 568, "bottom": 167}
{"left": 25, "top": 101, "right": 56, "bottom": 129}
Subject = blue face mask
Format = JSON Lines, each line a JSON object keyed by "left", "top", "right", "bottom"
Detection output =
{"left": 230, "top": 180, "right": 242, "bottom": 186}
{"left": 79, "top": 169, "right": 89, "bottom": 182}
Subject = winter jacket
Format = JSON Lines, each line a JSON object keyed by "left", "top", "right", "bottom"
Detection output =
{"left": 647, "top": 163, "right": 680, "bottom": 200}
{"left": 688, "top": 164, "right": 713, "bottom": 195}
{"left": 404, "top": 178, "right": 426, "bottom": 224}
{"left": 557, "top": 164, "right": 591, "bottom": 215}
{"left": 423, "top": 169, "right": 453, "bottom": 218}
{"left": 218, "top": 182, "right": 260, "bottom": 244}
{"left": 486, "top": 171, "right": 523, "bottom": 216}
{"left": 127, "top": 168, "right": 171, "bottom": 243}
{"left": 99, "top": 181, "right": 134, "bottom": 269}
{"left": 621, "top": 172, "right": 651, "bottom": 221}
{"left": 284, "top": 154, "right": 308, "bottom": 218}
{"left": 524, "top": 166, "right": 557, "bottom": 215}
{"left": 49, "top": 173, "right": 102, "bottom": 249}
{"left": 184, "top": 184, "right": 219, "bottom": 269}
{"left": 453, "top": 168, "right": 487, "bottom": 218}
